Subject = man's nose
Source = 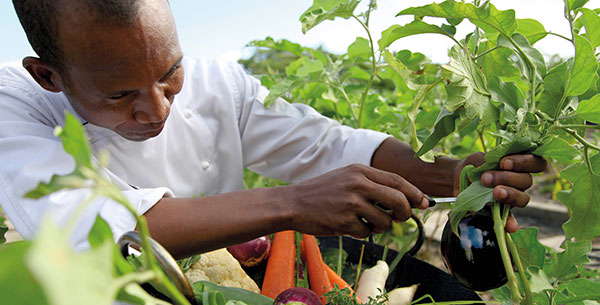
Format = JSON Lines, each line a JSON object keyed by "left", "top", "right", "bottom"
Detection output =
{"left": 133, "top": 88, "right": 171, "bottom": 124}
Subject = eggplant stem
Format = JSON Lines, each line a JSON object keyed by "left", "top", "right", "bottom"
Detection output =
{"left": 507, "top": 233, "right": 534, "bottom": 305}
{"left": 492, "top": 203, "right": 522, "bottom": 303}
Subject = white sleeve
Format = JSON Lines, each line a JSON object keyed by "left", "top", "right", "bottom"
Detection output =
{"left": 230, "top": 63, "right": 391, "bottom": 183}
{"left": 0, "top": 73, "right": 171, "bottom": 251}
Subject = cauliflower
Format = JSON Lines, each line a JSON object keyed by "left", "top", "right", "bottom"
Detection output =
{"left": 184, "top": 248, "right": 260, "bottom": 293}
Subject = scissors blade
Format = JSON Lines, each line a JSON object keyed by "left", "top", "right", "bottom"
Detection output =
{"left": 426, "top": 196, "right": 458, "bottom": 207}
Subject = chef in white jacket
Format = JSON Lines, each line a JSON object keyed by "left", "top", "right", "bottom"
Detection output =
{"left": 0, "top": 0, "right": 546, "bottom": 258}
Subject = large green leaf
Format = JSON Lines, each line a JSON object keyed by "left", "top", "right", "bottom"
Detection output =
{"left": 247, "top": 37, "right": 304, "bottom": 57}
{"left": 510, "top": 228, "right": 546, "bottom": 270}
{"left": 378, "top": 20, "right": 453, "bottom": 51}
{"left": 516, "top": 18, "right": 547, "bottom": 45}
{"left": 264, "top": 75, "right": 310, "bottom": 107}
{"left": 397, "top": 1, "right": 517, "bottom": 36}
{"left": 568, "top": 0, "right": 590, "bottom": 11}
{"left": 449, "top": 181, "right": 494, "bottom": 233}
{"left": 0, "top": 241, "right": 49, "bottom": 305}
{"left": 467, "top": 136, "right": 537, "bottom": 181}
{"left": 578, "top": 8, "right": 600, "bottom": 48}
{"left": 549, "top": 240, "right": 592, "bottom": 282}
{"left": 26, "top": 219, "right": 118, "bottom": 305}
{"left": 488, "top": 75, "right": 524, "bottom": 124}
{"left": 577, "top": 93, "right": 600, "bottom": 123}
{"left": 533, "top": 137, "right": 580, "bottom": 163}
{"left": 299, "top": 0, "right": 360, "bottom": 34}
{"left": 537, "top": 61, "right": 570, "bottom": 119}
{"left": 497, "top": 33, "right": 547, "bottom": 78}
{"left": 415, "top": 107, "right": 457, "bottom": 157}
{"left": 566, "top": 34, "right": 598, "bottom": 97}
{"left": 527, "top": 267, "right": 554, "bottom": 293}
{"left": 56, "top": 112, "right": 92, "bottom": 169}
{"left": 347, "top": 37, "right": 371, "bottom": 60}
{"left": 555, "top": 278, "right": 600, "bottom": 303}
{"left": 557, "top": 154, "right": 600, "bottom": 241}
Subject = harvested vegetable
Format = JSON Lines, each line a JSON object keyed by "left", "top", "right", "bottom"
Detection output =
{"left": 261, "top": 231, "right": 296, "bottom": 299}
{"left": 184, "top": 248, "right": 259, "bottom": 293}
{"left": 273, "top": 287, "right": 322, "bottom": 305}
{"left": 192, "top": 280, "right": 273, "bottom": 305}
{"left": 388, "top": 284, "right": 418, "bottom": 305}
{"left": 303, "top": 234, "right": 333, "bottom": 304}
{"left": 227, "top": 236, "right": 271, "bottom": 267}
{"left": 441, "top": 209, "right": 507, "bottom": 291}
{"left": 355, "top": 260, "right": 388, "bottom": 303}
{"left": 323, "top": 263, "right": 360, "bottom": 303}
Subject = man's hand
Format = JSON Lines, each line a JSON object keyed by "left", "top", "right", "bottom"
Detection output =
{"left": 455, "top": 152, "right": 548, "bottom": 232}
{"left": 284, "top": 164, "right": 429, "bottom": 239}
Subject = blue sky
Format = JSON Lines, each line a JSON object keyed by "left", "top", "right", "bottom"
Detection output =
{"left": 2, "top": 1, "right": 599, "bottom": 66}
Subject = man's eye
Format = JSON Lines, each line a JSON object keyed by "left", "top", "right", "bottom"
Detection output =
{"left": 109, "top": 93, "right": 128, "bottom": 100}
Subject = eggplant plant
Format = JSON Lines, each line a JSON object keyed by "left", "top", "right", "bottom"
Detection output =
{"left": 248, "top": 0, "right": 600, "bottom": 303}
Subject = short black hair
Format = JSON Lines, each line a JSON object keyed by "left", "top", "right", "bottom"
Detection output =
{"left": 12, "top": 0, "right": 141, "bottom": 71}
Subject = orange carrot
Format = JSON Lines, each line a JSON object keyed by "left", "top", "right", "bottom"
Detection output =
{"left": 303, "top": 234, "right": 333, "bottom": 304}
{"left": 261, "top": 231, "right": 296, "bottom": 299}
{"left": 324, "top": 263, "right": 361, "bottom": 304}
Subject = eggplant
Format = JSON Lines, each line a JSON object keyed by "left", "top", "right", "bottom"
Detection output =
{"left": 440, "top": 208, "right": 508, "bottom": 291}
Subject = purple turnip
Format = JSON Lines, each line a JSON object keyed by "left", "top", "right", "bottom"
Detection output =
{"left": 226, "top": 235, "right": 271, "bottom": 267}
{"left": 273, "top": 287, "right": 322, "bottom": 305}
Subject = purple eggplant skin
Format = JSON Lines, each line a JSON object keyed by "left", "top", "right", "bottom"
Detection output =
{"left": 273, "top": 287, "right": 322, "bottom": 305}
{"left": 440, "top": 208, "right": 508, "bottom": 291}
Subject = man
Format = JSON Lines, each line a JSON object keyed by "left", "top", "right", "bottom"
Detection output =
{"left": 0, "top": 0, "right": 546, "bottom": 259}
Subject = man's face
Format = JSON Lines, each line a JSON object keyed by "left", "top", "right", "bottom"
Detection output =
{"left": 56, "top": 0, "right": 184, "bottom": 141}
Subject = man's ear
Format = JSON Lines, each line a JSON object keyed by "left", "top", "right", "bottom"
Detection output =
{"left": 22, "top": 57, "right": 64, "bottom": 93}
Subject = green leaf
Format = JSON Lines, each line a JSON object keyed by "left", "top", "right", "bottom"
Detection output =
{"left": 0, "top": 241, "right": 49, "bottom": 305}
{"left": 415, "top": 107, "right": 457, "bottom": 157}
{"left": 516, "top": 18, "right": 547, "bottom": 45}
{"left": 347, "top": 37, "right": 371, "bottom": 60}
{"left": 578, "top": 8, "right": 600, "bottom": 48}
{"left": 497, "top": 33, "right": 547, "bottom": 78}
{"left": 56, "top": 112, "right": 93, "bottom": 169}
{"left": 566, "top": 34, "right": 598, "bottom": 97}
{"left": 24, "top": 172, "right": 88, "bottom": 199}
{"left": 550, "top": 240, "right": 591, "bottom": 281}
{"left": 488, "top": 75, "right": 524, "bottom": 124}
{"left": 510, "top": 228, "right": 546, "bottom": 270}
{"left": 557, "top": 154, "right": 600, "bottom": 240}
{"left": 568, "top": 0, "right": 590, "bottom": 11}
{"left": 449, "top": 181, "right": 494, "bottom": 233}
{"left": 397, "top": 1, "right": 517, "bottom": 36}
{"left": 378, "top": 21, "right": 453, "bottom": 51}
{"left": 247, "top": 37, "right": 304, "bottom": 57}
{"left": 555, "top": 278, "right": 600, "bottom": 303}
{"left": 26, "top": 218, "right": 119, "bottom": 305}
{"left": 538, "top": 61, "right": 569, "bottom": 119}
{"left": 299, "top": 0, "right": 360, "bottom": 34}
{"left": 533, "top": 137, "right": 580, "bottom": 163}
{"left": 527, "top": 266, "right": 554, "bottom": 293}
{"left": 264, "top": 75, "right": 309, "bottom": 107}
{"left": 577, "top": 93, "right": 600, "bottom": 123}
{"left": 88, "top": 216, "right": 114, "bottom": 250}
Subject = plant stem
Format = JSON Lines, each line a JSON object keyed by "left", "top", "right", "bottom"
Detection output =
{"left": 547, "top": 32, "right": 573, "bottom": 43}
{"left": 337, "top": 236, "right": 343, "bottom": 275}
{"left": 562, "top": 127, "right": 600, "bottom": 151}
{"left": 335, "top": 84, "right": 359, "bottom": 123}
{"left": 506, "top": 233, "right": 534, "bottom": 305}
{"left": 492, "top": 203, "right": 522, "bottom": 303}
{"left": 474, "top": 46, "right": 501, "bottom": 60}
{"left": 352, "top": 14, "right": 377, "bottom": 128}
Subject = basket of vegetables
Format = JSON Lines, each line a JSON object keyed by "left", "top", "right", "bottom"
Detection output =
{"left": 119, "top": 213, "right": 485, "bottom": 305}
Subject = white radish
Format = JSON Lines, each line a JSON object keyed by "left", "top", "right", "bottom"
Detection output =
{"left": 388, "top": 284, "right": 419, "bottom": 305}
{"left": 356, "top": 260, "right": 389, "bottom": 303}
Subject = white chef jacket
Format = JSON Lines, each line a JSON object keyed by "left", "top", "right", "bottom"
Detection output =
{"left": 0, "top": 57, "right": 390, "bottom": 250}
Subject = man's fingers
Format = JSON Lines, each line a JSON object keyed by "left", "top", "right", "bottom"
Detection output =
{"left": 505, "top": 215, "right": 519, "bottom": 233}
{"left": 500, "top": 154, "right": 547, "bottom": 173}
{"left": 482, "top": 171, "right": 533, "bottom": 190}
{"left": 493, "top": 186, "right": 530, "bottom": 208}
{"left": 358, "top": 165, "right": 427, "bottom": 209}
